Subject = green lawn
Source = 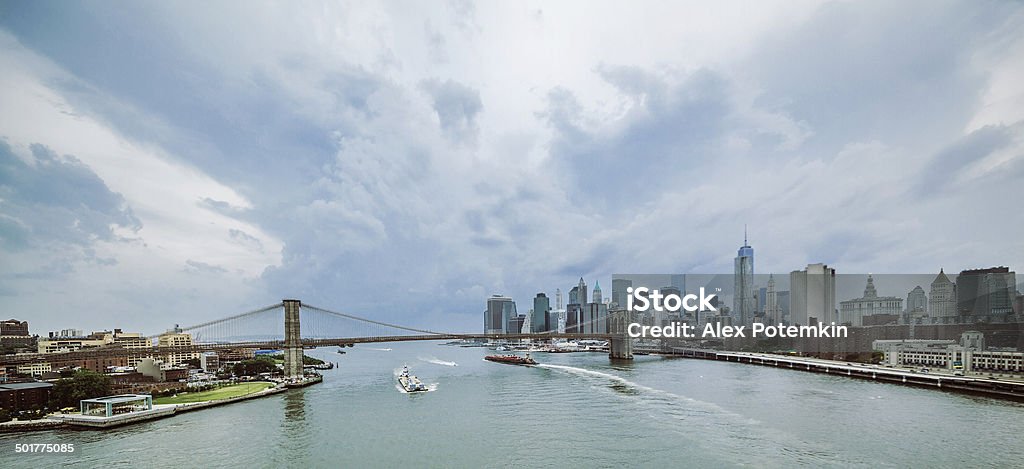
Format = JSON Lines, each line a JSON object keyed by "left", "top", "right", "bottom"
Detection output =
{"left": 154, "top": 382, "right": 276, "bottom": 405}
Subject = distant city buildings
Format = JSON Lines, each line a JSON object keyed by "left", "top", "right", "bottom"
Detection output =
{"left": 0, "top": 319, "right": 33, "bottom": 348}
{"left": 157, "top": 329, "right": 198, "bottom": 367}
{"left": 37, "top": 329, "right": 148, "bottom": 355}
{"left": 611, "top": 278, "right": 632, "bottom": 309}
{"left": 484, "top": 295, "right": 516, "bottom": 334}
{"left": 906, "top": 285, "right": 928, "bottom": 320}
{"left": 733, "top": 230, "right": 755, "bottom": 326}
{"left": 565, "top": 277, "right": 589, "bottom": 333}
{"left": 790, "top": 263, "right": 836, "bottom": 326}
{"left": 532, "top": 293, "right": 551, "bottom": 333}
{"left": 839, "top": 275, "right": 903, "bottom": 326}
{"left": 956, "top": 267, "right": 1017, "bottom": 318}
{"left": 928, "top": 269, "right": 957, "bottom": 319}
{"left": 765, "top": 274, "right": 782, "bottom": 324}
{"left": 876, "top": 331, "right": 1024, "bottom": 374}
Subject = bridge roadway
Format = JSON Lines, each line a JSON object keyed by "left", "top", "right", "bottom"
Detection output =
{"left": 0, "top": 333, "right": 615, "bottom": 366}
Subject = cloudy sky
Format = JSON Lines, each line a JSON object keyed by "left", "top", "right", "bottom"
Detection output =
{"left": 1, "top": 1, "right": 1022, "bottom": 334}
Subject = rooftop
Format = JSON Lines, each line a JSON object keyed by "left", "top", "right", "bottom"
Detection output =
{"left": 81, "top": 394, "right": 152, "bottom": 404}
{"left": 0, "top": 382, "right": 54, "bottom": 390}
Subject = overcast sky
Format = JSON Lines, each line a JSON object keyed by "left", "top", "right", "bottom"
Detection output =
{"left": 1, "top": 1, "right": 1022, "bottom": 334}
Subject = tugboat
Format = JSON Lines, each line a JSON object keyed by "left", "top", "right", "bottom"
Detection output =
{"left": 484, "top": 352, "right": 538, "bottom": 366}
{"left": 337, "top": 348, "right": 346, "bottom": 354}
{"left": 398, "top": 365, "right": 428, "bottom": 393}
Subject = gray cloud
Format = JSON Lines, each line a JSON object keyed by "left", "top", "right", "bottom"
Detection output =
{"left": 1, "top": 1, "right": 1022, "bottom": 334}
{"left": 419, "top": 78, "right": 483, "bottom": 144}
{"left": 0, "top": 140, "right": 141, "bottom": 251}
{"left": 185, "top": 259, "right": 228, "bottom": 274}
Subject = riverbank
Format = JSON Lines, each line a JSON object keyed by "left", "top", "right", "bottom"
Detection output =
{"left": 0, "top": 377, "right": 319, "bottom": 432}
{"left": 670, "top": 348, "right": 1024, "bottom": 401}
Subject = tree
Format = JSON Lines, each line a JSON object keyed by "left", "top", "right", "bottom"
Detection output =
{"left": 231, "top": 356, "right": 278, "bottom": 377}
{"left": 49, "top": 370, "right": 112, "bottom": 409}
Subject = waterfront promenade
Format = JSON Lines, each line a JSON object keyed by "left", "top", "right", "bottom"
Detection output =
{"left": 669, "top": 348, "right": 1024, "bottom": 400}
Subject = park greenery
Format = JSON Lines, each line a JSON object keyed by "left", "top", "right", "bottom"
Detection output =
{"left": 266, "top": 353, "right": 325, "bottom": 366}
{"left": 49, "top": 369, "right": 112, "bottom": 409}
{"left": 153, "top": 382, "right": 275, "bottom": 405}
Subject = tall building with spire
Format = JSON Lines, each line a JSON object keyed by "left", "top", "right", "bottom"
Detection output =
{"left": 929, "top": 269, "right": 957, "bottom": 319}
{"left": 733, "top": 227, "right": 755, "bottom": 326}
{"left": 593, "top": 280, "right": 602, "bottom": 304}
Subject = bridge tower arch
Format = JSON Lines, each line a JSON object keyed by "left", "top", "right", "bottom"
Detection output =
{"left": 608, "top": 309, "right": 634, "bottom": 360}
{"left": 283, "top": 299, "right": 303, "bottom": 379}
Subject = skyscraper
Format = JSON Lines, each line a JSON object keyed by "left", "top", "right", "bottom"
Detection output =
{"left": 789, "top": 263, "right": 836, "bottom": 326}
{"left": 611, "top": 278, "right": 632, "bottom": 308}
{"left": 956, "top": 267, "right": 1017, "bottom": 318}
{"left": 485, "top": 295, "right": 516, "bottom": 334}
{"left": 928, "top": 269, "right": 956, "bottom": 319}
{"left": 532, "top": 293, "right": 551, "bottom": 333}
{"left": 578, "top": 277, "right": 588, "bottom": 307}
{"left": 733, "top": 228, "right": 755, "bottom": 326}
{"left": 765, "top": 274, "right": 781, "bottom": 324}
{"left": 593, "top": 281, "right": 603, "bottom": 304}
{"left": 906, "top": 285, "right": 927, "bottom": 320}
{"left": 568, "top": 286, "right": 579, "bottom": 306}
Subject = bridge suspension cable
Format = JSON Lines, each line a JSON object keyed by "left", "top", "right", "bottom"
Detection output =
{"left": 300, "top": 303, "right": 448, "bottom": 337}
{"left": 151, "top": 302, "right": 284, "bottom": 339}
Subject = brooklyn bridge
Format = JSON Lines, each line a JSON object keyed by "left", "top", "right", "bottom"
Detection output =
{"left": 0, "top": 300, "right": 635, "bottom": 375}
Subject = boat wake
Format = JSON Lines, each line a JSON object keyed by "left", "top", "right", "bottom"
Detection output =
{"left": 536, "top": 364, "right": 743, "bottom": 419}
{"left": 394, "top": 383, "right": 439, "bottom": 394}
{"left": 366, "top": 347, "right": 392, "bottom": 351}
{"left": 418, "top": 356, "right": 458, "bottom": 367}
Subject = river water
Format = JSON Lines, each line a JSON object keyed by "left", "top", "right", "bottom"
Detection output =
{"left": 3, "top": 341, "right": 1023, "bottom": 468}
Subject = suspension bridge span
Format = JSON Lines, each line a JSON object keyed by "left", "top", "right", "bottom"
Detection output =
{"left": 0, "top": 300, "right": 635, "bottom": 374}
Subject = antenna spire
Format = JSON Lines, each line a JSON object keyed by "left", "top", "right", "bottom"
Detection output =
{"left": 744, "top": 224, "right": 748, "bottom": 246}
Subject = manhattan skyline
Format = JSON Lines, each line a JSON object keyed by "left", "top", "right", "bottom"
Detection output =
{"left": 1, "top": 1, "right": 1023, "bottom": 334}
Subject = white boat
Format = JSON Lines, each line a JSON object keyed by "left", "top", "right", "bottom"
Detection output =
{"left": 398, "top": 365, "right": 428, "bottom": 393}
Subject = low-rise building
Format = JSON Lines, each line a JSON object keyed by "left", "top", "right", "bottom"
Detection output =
{"left": 15, "top": 362, "right": 51, "bottom": 377}
{"left": 0, "top": 382, "right": 54, "bottom": 412}
{"left": 137, "top": 357, "right": 189, "bottom": 382}
{"left": 876, "top": 331, "right": 1024, "bottom": 374}
{"left": 157, "top": 331, "right": 198, "bottom": 367}
{"left": 0, "top": 319, "right": 34, "bottom": 349}
{"left": 37, "top": 328, "right": 149, "bottom": 355}
{"left": 200, "top": 352, "right": 220, "bottom": 373}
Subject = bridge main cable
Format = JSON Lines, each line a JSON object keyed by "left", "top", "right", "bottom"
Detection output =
{"left": 149, "top": 302, "right": 285, "bottom": 340}
{"left": 301, "top": 303, "right": 450, "bottom": 337}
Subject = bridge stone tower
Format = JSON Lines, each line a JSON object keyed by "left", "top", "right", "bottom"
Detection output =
{"left": 283, "top": 299, "right": 303, "bottom": 379}
{"left": 607, "top": 308, "right": 634, "bottom": 360}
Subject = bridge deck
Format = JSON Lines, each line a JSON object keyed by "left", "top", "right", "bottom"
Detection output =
{"left": 0, "top": 333, "right": 617, "bottom": 366}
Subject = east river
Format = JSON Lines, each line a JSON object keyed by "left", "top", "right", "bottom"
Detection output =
{"left": 3, "top": 341, "right": 1023, "bottom": 467}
